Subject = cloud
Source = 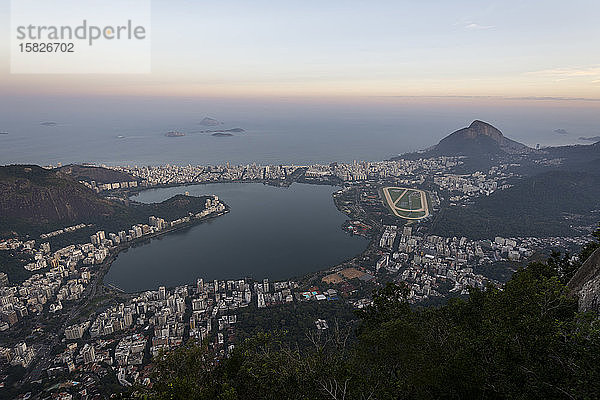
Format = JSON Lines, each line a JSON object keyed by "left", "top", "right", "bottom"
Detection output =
{"left": 509, "top": 96, "right": 600, "bottom": 102}
{"left": 463, "top": 22, "right": 495, "bottom": 30}
{"left": 528, "top": 66, "right": 600, "bottom": 83}
{"left": 553, "top": 129, "right": 569, "bottom": 135}
{"left": 382, "top": 95, "right": 600, "bottom": 102}
{"left": 579, "top": 136, "right": 600, "bottom": 142}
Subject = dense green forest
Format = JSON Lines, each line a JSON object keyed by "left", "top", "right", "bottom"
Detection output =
{"left": 431, "top": 170, "right": 600, "bottom": 239}
{"left": 128, "top": 229, "right": 600, "bottom": 400}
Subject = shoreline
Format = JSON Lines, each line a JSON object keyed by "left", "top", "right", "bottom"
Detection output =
{"left": 94, "top": 207, "right": 230, "bottom": 296}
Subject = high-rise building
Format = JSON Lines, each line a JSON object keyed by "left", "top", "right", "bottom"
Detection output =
{"left": 82, "top": 344, "right": 95, "bottom": 364}
{"left": 0, "top": 272, "right": 8, "bottom": 287}
{"left": 65, "top": 324, "right": 84, "bottom": 340}
{"left": 123, "top": 311, "right": 133, "bottom": 327}
{"left": 257, "top": 293, "right": 266, "bottom": 308}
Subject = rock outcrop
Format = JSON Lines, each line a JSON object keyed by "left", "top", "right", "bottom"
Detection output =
{"left": 568, "top": 247, "right": 600, "bottom": 312}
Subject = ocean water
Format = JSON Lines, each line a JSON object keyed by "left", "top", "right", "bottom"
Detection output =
{"left": 103, "top": 183, "right": 367, "bottom": 292}
{"left": 1, "top": 96, "right": 598, "bottom": 166}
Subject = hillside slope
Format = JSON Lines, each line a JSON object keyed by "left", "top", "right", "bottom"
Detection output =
{"left": 0, "top": 165, "right": 217, "bottom": 238}
{"left": 0, "top": 165, "right": 122, "bottom": 234}
{"left": 568, "top": 247, "right": 600, "bottom": 312}
{"left": 431, "top": 169, "right": 600, "bottom": 238}
{"left": 57, "top": 164, "right": 138, "bottom": 184}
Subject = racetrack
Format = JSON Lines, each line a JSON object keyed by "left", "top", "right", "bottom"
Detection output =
{"left": 382, "top": 187, "right": 429, "bottom": 220}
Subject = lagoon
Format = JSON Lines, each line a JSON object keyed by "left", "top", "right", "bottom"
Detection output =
{"left": 103, "top": 183, "right": 367, "bottom": 292}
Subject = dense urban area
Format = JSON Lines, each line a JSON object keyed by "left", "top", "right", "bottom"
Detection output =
{"left": 0, "top": 152, "right": 596, "bottom": 399}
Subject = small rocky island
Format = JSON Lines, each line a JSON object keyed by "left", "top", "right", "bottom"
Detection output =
{"left": 165, "top": 131, "right": 186, "bottom": 137}
{"left": 206, "top": 128, "right": 245, "bottom": 136}
{"left": 199, "top": 117, "right": 221, "bottom": 126}
{"left": 197, "top": 117, "right": 244, "bottom": 136}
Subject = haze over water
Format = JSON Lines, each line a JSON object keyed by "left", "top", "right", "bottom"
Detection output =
{"left": 1, "top": 97, "right": 598, "bottom": 166}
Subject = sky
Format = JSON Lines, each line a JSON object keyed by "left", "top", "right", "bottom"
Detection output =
{"left": 1, "top": 0, "right": 600, "bottom": 99}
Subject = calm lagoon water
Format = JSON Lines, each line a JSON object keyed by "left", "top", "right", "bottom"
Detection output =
{"left": 103, "top": 183, "right": 367, "bottom": 292}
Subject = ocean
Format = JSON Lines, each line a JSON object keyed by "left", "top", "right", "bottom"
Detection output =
{"left": 1, "top": 96, "right": 598, "bottom": 166}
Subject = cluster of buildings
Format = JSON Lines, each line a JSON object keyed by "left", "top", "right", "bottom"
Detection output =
{"left": 0, "top": 241, "right": 94, "bottom": 330}
{"left": 0, "top": 239, "right": 52, "bottom": 272}
{"left": 24, "top": 241, "right": 51, "bottom": 271}
{"left": 91, "top": 198, "right": 222, "bottom": 248}
{"left": 0, "top": 196, "right": 226, "bottom": 332}
{"left": 50, "top": 277, "right": 302, "bottom": 388}
{"left": 0, "top": 342, "right": 36, "bottom": 368}
{"left": 108, "top": 163, "right": 304, "bottom": 186}
{"left": 79, "top": 179, "right": 138, "bottom": 192}
{"left": 99, "top": 158, "right": 464, "bottom": 189}
{"left": 370, "top": 225, "right": 591, "bottom": 303}
{"left": 305, "top": 157, "right": 462, "bottom": 182}
{"left": 40, "top": 224, "right": 91, "bottom": 239}
{"left": 434, "top": 164, "right": 517, "bottom": 202}
{"left": 0, "top": 238, "right": 32, "bottom": 251}
{"left": 373, "top": 225, "right": 546, "bottom": 302}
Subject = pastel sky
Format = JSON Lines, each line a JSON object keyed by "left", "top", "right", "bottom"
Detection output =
{"left": 1, "top": 0, "right": 600, "bottom": 98}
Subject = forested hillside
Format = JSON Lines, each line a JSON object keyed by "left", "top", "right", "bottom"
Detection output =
{"left": 431, "top": 169, "right": 600, "bottom": 239}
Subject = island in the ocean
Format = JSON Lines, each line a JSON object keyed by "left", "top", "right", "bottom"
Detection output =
{"left": 202, "top": 128, "right": 245, "bottom": 136}
{"left": 199, "top": 117, "right": 222, "bottom": 126}
{"left": 165, "top": 131, "right": 186, "bottom": 137}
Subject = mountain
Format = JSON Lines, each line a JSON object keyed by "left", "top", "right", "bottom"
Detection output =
{"left": 57, "top": 164, "right": 138, "bottom": 184}
{"left": 427, "top": 120, "right": 533, "bottom": 156}
{"left": 0, "top": 165, "right": 220, "bottom": 238}
{"left": 0, "top": 165, "right": 123, "bottom": 234}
